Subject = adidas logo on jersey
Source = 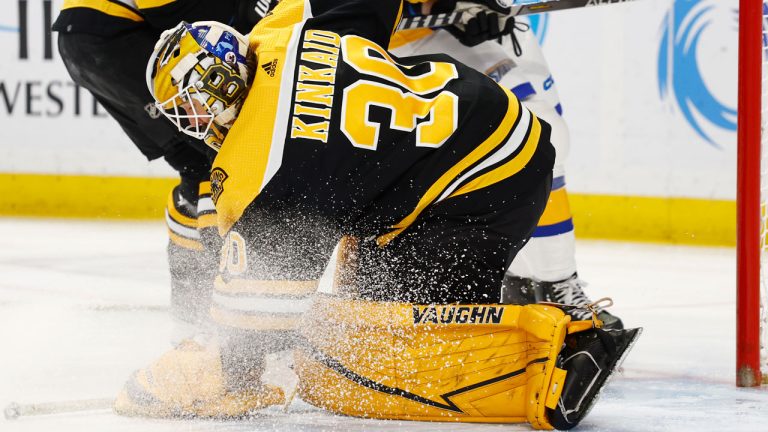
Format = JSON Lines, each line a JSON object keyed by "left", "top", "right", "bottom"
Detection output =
{"left": 261, "top": 59, "right": 278, "bottom": 77}
{"left": 412, "top": 305, "right": 505, "bottom": 325}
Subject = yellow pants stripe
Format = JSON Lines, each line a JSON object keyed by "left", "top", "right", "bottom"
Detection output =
{"left": 377, "top": 91, "right": 522, "bottom": 247}
{"left": 62, "top": 0, "right": 143, "bottom": 21}
{"left": 449, "top": 110, "right": 542, "bottom": 198}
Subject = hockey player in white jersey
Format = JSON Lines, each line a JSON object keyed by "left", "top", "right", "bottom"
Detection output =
{"left": 390, "top": 7, "right": 624, "bottom": 329}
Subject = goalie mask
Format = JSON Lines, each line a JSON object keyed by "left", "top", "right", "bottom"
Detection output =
{"left": 147, "top": 21, "right": 253, "bottom": 151}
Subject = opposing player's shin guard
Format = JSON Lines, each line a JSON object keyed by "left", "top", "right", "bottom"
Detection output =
{"left": 505, "top": 177, "right": 624, "bottom": 329}
{"left": 503, "top": 273, "right": 624, "bottom": 330}
{"left": 508, "top": 176, "right": 577, "bottom": 282}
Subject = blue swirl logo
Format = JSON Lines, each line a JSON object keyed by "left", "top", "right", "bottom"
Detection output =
{"left": 527, "top": 13, "right": 549, "bottom": 45}
{"left": 658, "top": 0, "right": 737, "bottom": 148}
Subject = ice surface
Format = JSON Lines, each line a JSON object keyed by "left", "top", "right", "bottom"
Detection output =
{"left": 0, "top": 218, "right": 766, "bottom": 432}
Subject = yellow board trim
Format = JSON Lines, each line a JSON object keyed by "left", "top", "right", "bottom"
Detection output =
{"left": 568, "top": 193, "right": 736, "bottom": 246}
{"left": 0, "top": 173, "right": 737, "bottom": 246}
{"left": 0, "top": 173, "right": 174, "bottom": 219}
{"left": 61, "top": 0, "right": 143, "bottom": 22}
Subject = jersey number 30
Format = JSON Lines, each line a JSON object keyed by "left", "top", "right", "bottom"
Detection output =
{"left": 340, "top": 35, "right": 459, "bottom": 150}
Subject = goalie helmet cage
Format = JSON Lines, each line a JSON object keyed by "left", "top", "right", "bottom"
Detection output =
{"left": 737, "top": 0, "right": 768, "bottom": 387}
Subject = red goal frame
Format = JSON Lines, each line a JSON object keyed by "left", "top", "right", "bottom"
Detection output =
{"left": 736, "top": 0, "right": 765, "bottom": 387}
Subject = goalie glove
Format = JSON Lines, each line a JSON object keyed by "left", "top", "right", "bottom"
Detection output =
{"left": 114, "top": 340, "right": 284, "bottom": 418}
{"left": 433, "top": 0, "right": 520, "bottom": 47}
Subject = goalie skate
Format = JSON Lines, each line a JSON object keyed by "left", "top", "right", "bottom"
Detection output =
{"left": 547, "top": 327, "right": 642, "bottom": 430}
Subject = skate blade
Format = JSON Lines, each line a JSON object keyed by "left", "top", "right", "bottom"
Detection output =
{"left": 558, "top": 327, "right": 643, "bottom": 429}
{"left": 607, "top": 327, "right": 643, "bottom": 383}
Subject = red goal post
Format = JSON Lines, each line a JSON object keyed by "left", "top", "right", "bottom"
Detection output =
{"left": 737, "top": 0, "right": 768, "bottom": 387}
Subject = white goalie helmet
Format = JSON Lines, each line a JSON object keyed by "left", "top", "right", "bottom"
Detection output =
{"left": 146, "top": 21, "right": 253, "bottom": 151}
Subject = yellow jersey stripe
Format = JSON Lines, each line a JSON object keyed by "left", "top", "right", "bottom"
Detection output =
{"left": 376, "top": 94, "right": 521, "bottom": 247}
{"left": 210, "top": 305, "right": 300, "bottom": 331}
{"left": 61, "top": 0, "right": 143, "bottom": 22}
{"left": 214, "top": 275, "right": 318, "bottom": 296}
{"left": 450, "top": 114, "right": 542, "bottom": 198}
{"left": 135, "top": 0, "right": 175, "bottom": 9}
{"left": 168, "top": 230, "right": 203, "bottom": 251}
{"left": 214, "top": 0, "right": 308, "bottom": 235}
{"left": 198, "top": 213, "right": 218, "bottom": 229}
{"left": 435, "top": 96, "right": 528, "bottom": 201}
{"left": 198, "top": 181, "right": 212, "bottom": 197}
{"left": 537, "top": 188, "right": 572, "bottom": 226}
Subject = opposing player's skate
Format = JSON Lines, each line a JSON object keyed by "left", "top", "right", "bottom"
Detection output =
{"left": 503, "top": 272, "right": 624, "bottom": 329}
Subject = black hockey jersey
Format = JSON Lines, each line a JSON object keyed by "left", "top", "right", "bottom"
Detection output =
{"left": 213, "top": 0, "right": 552, "bottom": 248}
{"left": 52, "top": 0, "right": 252, "bottom": 36}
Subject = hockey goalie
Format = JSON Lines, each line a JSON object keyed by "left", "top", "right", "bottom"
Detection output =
{"left": 114, "top": 0, "right": 641, "bottom": 429}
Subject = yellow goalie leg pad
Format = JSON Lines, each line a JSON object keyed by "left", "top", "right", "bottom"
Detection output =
{"left": 295, "top": 298, "right": 571, "bottom": 429}
{"left": 114, "top": 340, "right": 284, "bottom": 418}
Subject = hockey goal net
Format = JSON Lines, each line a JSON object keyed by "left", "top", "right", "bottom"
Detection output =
{"left": 737, "top": 0, "right": 768, "bottom": 387}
